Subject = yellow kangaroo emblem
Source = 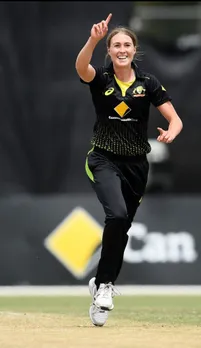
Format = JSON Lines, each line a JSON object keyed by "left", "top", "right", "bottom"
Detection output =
{"left": 133, "top": 86, "right": 146, "bottom": 95}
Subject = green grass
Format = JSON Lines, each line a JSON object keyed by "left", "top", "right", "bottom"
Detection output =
{"left": 0, "top": 295, "right": 201, "bottom": 326}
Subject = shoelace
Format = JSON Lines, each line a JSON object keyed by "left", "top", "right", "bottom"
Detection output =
{"left": 96, "top": 283, "right": 121, "bottom": 299}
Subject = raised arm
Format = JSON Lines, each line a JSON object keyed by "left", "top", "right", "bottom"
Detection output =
{"left": 75, "top": 13, "right": 112, "bottom": 82}
{"left": 157, "top": 101, "right": 183, "bottom": 143}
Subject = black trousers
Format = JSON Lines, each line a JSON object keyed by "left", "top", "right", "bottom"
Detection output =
{"left": 86, "top": 146, "right": 149, "bottom": 288}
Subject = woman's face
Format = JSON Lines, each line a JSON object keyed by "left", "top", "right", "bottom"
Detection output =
{"left": 108, "top": 32, "right": 136, "bottom": 68}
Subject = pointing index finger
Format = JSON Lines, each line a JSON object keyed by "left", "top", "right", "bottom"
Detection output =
{"left": 105, "top": 13, "right": 112, "bottom": 25}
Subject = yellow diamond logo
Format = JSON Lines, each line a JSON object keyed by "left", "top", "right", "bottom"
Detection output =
{"left": 44, "top": 207, "right": 102, "bottom": 279}
{"left": 114, "top": 101, "right": 131, "bottom": 117}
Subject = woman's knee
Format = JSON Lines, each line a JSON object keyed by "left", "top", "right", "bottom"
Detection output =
{"left": 105, "top": 207, "right": 131, "bottom": 229}
{"left": 106, "top": 205, "right": 127, "bottom": 220}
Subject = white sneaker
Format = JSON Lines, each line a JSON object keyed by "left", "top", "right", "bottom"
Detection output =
{"left": 94, "top": 282, "right": 120, "bottom": 311}
{"left": 89, "top": 277, "right": 108, "bottom": 326}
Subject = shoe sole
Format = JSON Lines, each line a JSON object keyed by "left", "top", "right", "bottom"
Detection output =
{"left": 94, "top": 299, "right": 114, "bottom": 311}
{"left": 89, "top": 277, "right": 96, "bottom": 297}
{"left": 100, "top": 305, "right": 114, "bottom": 311}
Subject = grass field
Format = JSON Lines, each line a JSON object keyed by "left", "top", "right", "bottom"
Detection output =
{"left": 0, "top": 295, "right": 201, "bottom": 348}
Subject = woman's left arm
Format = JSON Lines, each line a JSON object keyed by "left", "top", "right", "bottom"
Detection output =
{"left": 157, "top": 101, "right": 183, "bottom": 143}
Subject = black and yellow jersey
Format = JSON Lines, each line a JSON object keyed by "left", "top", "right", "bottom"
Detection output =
{"left": 81, "top": 62, "right": 172, "bottom": 156}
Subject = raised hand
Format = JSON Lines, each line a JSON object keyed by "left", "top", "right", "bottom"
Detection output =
{"left": 90, "top": 13, "right": 112, "bottom": 42}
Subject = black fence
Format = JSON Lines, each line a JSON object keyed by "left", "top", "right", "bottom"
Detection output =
{"left": 0, "top": 194, "right": 200, "bottom": 286}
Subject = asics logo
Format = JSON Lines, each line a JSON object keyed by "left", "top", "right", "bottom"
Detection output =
{"left": 105, "top": 87, "right": 114, "bottom": 96}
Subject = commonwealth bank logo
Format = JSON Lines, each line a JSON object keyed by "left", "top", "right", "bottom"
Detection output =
{"left": 114, "top": 101, "right": 131, "bottom": 117}
{"left": 44, "top": 207, "right": 102, "bottom": 279}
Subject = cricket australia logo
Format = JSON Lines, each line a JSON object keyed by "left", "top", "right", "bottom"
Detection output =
{"left": 133, "top": 86, "right": 146, "bottom": 97}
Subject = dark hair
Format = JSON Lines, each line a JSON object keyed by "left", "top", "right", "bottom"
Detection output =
{"left": 105, "top": 26, "right": 143, "bottom": 64}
